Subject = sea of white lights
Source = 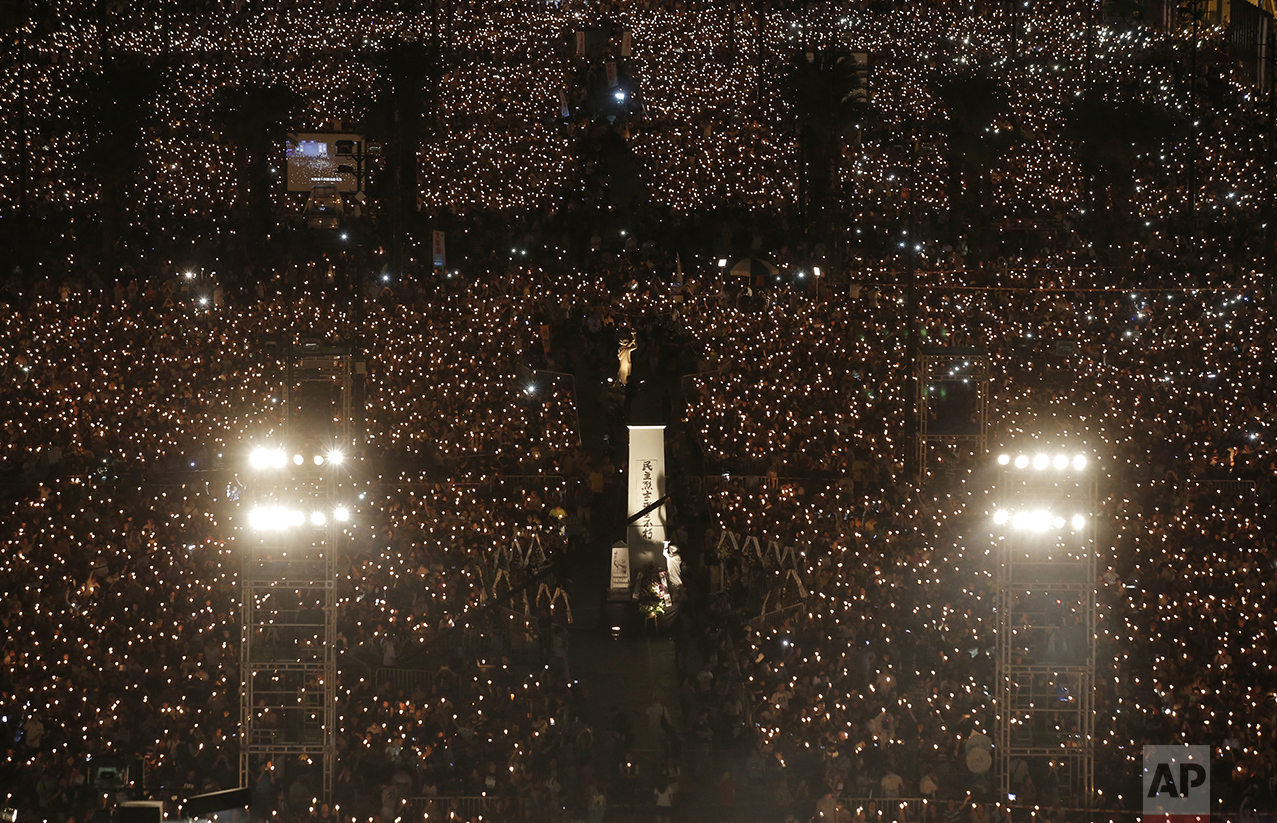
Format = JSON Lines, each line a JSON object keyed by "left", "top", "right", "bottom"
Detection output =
{"left": 0, "top": 0, "right": 1273, "bottom": 818}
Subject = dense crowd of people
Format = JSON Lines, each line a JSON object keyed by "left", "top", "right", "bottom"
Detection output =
{"left": 688, "top": 280, "right": 1277, "bottom": 820}
{"left": 3, "top": 260, "right": 1276, "bottom": 823}
{"left": 4, "top": 0, "right": 1273, "bottom": 270}
{"left": 0, "top": 468, "right": 578, "bottom": 818}
{"left": 1, "top": 0, "right": 1276, "bottom": 821}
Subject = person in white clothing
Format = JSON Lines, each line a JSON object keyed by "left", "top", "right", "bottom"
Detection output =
{"left": 662, "top": 544, "right": 683, "bottom": 590}
{"left": 23, "top": 715, "right": 44, "bottom": 750}
{"left": 654, "top": 780, "right": 674, "bottom": 823}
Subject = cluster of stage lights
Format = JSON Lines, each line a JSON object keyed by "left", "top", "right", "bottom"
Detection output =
{"left": 993, "top": 452, "right": 1090, "bottom": 532}
{"left": 248, "top": 447, "right": 344, "bottom": 469}
{"left": 997, "top": 452, "right": 1088, "bottom": 471}
{"left": 993, "top": 509, "right": 1088, "bottom": 532}
{"left": 248, "top": 504, "right": 351, "bottom": 531}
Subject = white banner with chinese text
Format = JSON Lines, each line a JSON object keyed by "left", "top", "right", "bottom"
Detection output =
{"left": 627, "top": 425, "right": 667, "bottom": 555}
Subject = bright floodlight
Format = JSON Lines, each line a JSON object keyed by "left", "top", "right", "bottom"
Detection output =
{"left": 1073, "top": 454, "right": 1088, "bottom": 471}
{"left": 334, "top": 506, "right": 350, "bottom": 522}
{"left": 1014, "top": 455, "right": 1029, "bottom": 469}
{"left": 253, "top": 447, "right": 288, "bottom": 470}
{"left": 313, "top": 455, "right": 324, "bottom": 466}
{"left": 293, "top": 454, "right": 304, "bottom": 466}
{"left": 1011, "top": 510, "right": 1053, "bottom": 532}
{"left": 310, "top": 511, "right": 327, "bottom": 526}
{"left": 1000, "top": 509, "right": 1087, "bottom": 534}
{"left": 1032, "top": 454, "right": 1049, "bottom": 470}
{"left": 997, "top": 454, "right": 1011, "bottom": 465}
{"left": 250, "top": 506, "right": 300, "bottom": 531}
{"left": 248, "top": 507, "right": 270, "bottom": 530}
{"left": 1052, "top": 454, "right": 1069, "bottom": 470}
{"left": 326, "top": 450, "right": 344, "bottom": 465}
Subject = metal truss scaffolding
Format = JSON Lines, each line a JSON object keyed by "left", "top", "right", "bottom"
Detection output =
{"left": 240, "top": 343, "right": 362, "bottom": 801}
{"left": 994, "top": 455, "right": 1096, "bottom": 809}
{"left": 916, "top": 348, "right": 988, "bottom": 477}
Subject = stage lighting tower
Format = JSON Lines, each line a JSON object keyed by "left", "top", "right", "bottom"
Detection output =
{"left": 239, "top": 341, "right": 363, "bottom": 802}
{"left": 992, "top": 449, "right": 1097, "bottom": 810}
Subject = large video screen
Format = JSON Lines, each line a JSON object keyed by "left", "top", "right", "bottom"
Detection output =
{"left": 285, "top": 133, "right": 363, "bottom": 193}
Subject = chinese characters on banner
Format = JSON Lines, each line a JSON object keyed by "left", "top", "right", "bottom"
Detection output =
{"left": 432, "top": 231, "right": 446, "bottom": 268}
{"left": 626, "top": 425, "right": 667, "bottom": 554}
{"left": 609, "top": 542, "right": 631, "bottom": 592}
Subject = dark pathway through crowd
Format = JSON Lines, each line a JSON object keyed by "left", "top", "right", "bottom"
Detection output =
{"left": 551, "top": 307, "right": 752, "bottom": 822}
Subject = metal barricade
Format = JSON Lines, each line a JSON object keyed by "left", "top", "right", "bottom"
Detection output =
{"left": 1189, "top": 479, "right": 1256, "bottom": 496}
{"left": 372, "top": 667, "right": 437, "bottom": 692}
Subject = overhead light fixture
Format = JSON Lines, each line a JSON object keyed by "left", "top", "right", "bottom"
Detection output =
{"left": 293, "top": 454, "right": 304, "bottom": 466}
{"left": 1073, "top": 454, "right": 1088, "bottom": 470}
{"left": 334, "top": 506, "right": 350, "bottom": 522}
{"left": 1032, "top": 454, "right": 1049, "bottom": 470}
{"left": 1014, "top": 455, "right": 1029, "bottom": 469}
{"left": 326, "top": 450, "right": 344, "bottom": 465}
{"left": 313, "top": 455, "right": 325, "bottom": 466}
{"left": 310, "top": 511, "right": 327, "bottom": 526}
{"left": 997, "top": 454, "right": 1011, "bottom": 465}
